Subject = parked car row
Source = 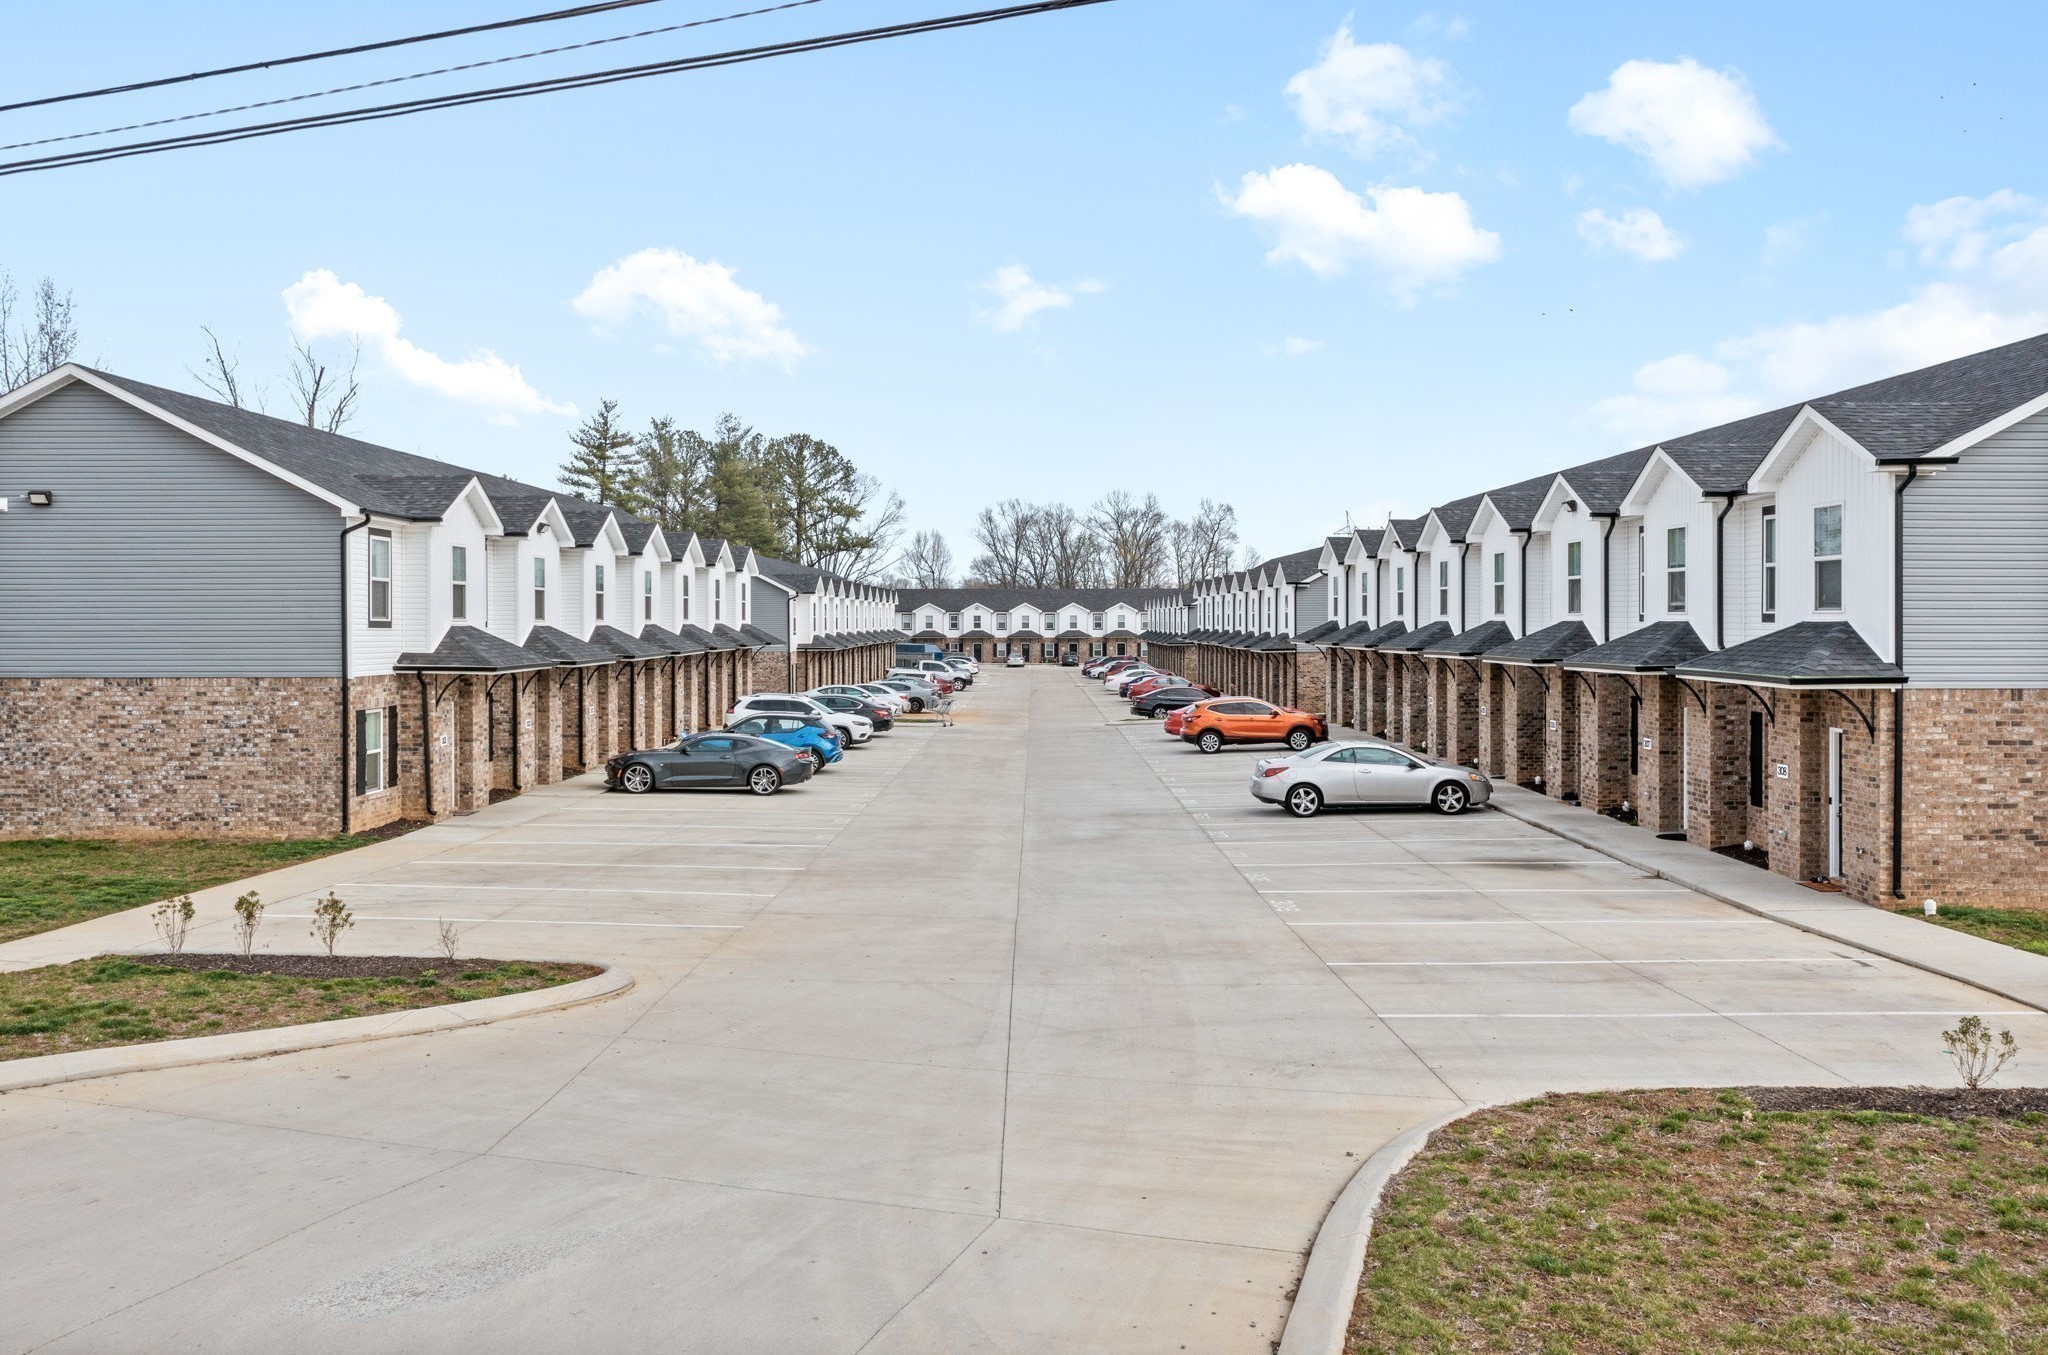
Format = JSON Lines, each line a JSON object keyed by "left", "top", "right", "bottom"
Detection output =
{"left": 606, "top": 655, "right": 982, "bottom": 795}
{"left": 1076, "top": 654, "right": 1488, "bottom": 817}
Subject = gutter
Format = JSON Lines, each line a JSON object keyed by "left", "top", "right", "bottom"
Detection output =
{"left": 1596, "top": 514, "right": 1618, "bottom": 642}
{"left": 416, "top": 670, "right": 434, "bottom": 818}
{"left": 1891, "top": 464, "right": 1920, "bottom": 899}
{"left": 336, "top": 516, "right": 370, "bottom": 834}
{"left": 1712, "top": 493, "right": 1740, "bottom": 649}
{"left": 1516, "top": 530, "right": 1530, "bottom": 636}
{"left": 1456, "top": 542, "right": 1470, "bottom": 632}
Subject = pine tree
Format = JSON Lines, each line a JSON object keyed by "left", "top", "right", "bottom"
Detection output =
{"left": 560, "top": 399, "right": 641, "bottom": 507}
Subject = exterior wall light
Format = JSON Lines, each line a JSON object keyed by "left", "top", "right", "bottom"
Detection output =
{"left": 26, "top": 490, "right": 53, "bottom": 506}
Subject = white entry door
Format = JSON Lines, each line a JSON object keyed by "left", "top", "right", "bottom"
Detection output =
{"left": 1826, "top": 727, "right": 1844, "bottom": 878}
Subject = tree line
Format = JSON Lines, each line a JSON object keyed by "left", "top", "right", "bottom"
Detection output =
{"left": 0, "top": 271, "right": 78, "bottom": 391}
{"left": 560, "top": 401, "right": 904, "bottom": 581}
{"left": 899, "top": 494, "right": 1247, "bottom": 590}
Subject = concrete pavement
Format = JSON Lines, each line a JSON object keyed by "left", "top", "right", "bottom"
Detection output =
{"left": 1, "top": 666, "right": 2040, "bottom": 1354}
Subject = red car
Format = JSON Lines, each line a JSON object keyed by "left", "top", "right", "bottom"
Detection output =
{"left": 1163, "top": 699, "right": 1218, "bottom": 737}
{"left": 1128, "top": 675, "right": 1214, "bottom": 701}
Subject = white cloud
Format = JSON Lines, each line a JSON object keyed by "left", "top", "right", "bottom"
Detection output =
{"left": 1568, "top": 57, "right": 1779, "bottom": 189}
{"left": 282, "top": 270, "right": 572, "bottom": 420}
{"left": 1592, "top": 192, "right": 2048, "bottom": 440}
{"left": 976, "top": 264, "right": 1104, "bottom": 332}
{"left": 572, "top": 247, "right": 807, "bottom": 367}
{"left": 1282, "top": 336, "right": 1324, "bottom": 356}
{"left": 1221, "top": 163, "right": 1501, "bottom": 300}
{"left": 1762, "top": 216, "right": 1818, "bottom": 266}
{"left": 1576, "top": 207, "right": 1685, "bottom": 262}
{"left": 1285, "top": 24, "right": 1453, "bottom": 159}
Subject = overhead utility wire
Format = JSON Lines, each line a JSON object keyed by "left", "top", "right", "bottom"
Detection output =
{"left": 0, "top": 0, "right": 829, "bottom": 153}
{"left": 0, "top": 0, "right": 1118, "bottom": 178}
{"left": 0, "top": 0, "right": 682, "bottom": 115}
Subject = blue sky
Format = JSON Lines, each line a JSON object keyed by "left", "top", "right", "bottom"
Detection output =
{"left": 6, "top": 0, "right": 2048, "bottom": 569}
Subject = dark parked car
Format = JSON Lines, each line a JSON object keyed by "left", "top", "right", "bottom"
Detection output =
{"left": 1059, "top": 652, "right": 1079, "bottom": 667}
{"left": 809, "top": 690, "right": 895, "bottom": 731}
{"left": 607, "top": 732, "right": 813, "bottom": 795}
{"left": 1131, "top": 685, "right": 1210, "bottom": 719}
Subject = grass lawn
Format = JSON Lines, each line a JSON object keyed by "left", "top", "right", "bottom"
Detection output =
{"left": 1351, "top": 1089, "right": 2048, "bottom": 1354}
{"left": 1891, "top": 903, "right": 2048, "bottom": 960}
{"left": 0, "top": 835, "right": 398, "bottom": 945}
{"left": 0, "top": 956, "right": 600, "bottom": 1062}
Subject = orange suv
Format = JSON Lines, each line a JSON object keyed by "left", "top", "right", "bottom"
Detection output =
{"left": 1180, "top": 698, "right": 1327, "bottom": 754}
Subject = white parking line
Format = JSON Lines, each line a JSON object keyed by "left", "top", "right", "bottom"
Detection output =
{"left": 336, "top": 882, "right": 772, "bottom": 898}
{"left": 1380, "top": 1010, "right": 2046, "bottom": 1020}
{"left": 1261, "top": 887, "right": 1690, "bottom": 895}
{"left": 1210, "top": 835, "right": 1550, "bottom": 846}
{"left": 484, "top": 839, "right": 830, "bottom": 849}
{"left": 269, "top": 913, "right": 740, "bottom": 930}
{"left": 1328, "top": 957, "right": 1869, "bottom": 967}
{"left": 1287, "top": 918, "right": 1772, "bottom": 927}
{"left": 1233, "top": 860, "right": 1631, "bottom": 869}
{"left": 415, "top": 860, "right": 804, "bottom": 871}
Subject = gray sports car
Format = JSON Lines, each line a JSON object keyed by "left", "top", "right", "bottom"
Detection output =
{"left": 1248, "top": 740, "right": 1492, "bottom": 817}
{"left": 606, "top": 731, "right": 814, "bottom": 796}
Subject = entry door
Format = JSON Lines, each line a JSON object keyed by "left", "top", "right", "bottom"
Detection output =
{"left": 1827, "top": 727, "right": 1844, "bottom": 878}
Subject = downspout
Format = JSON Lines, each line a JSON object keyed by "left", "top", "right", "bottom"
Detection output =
{"left": 1712, "top": 493, "right": 1739, "bottom": 649}
{"left": 1891, "top": 464, "right": 1920, "bottom": 899}
{"left": 1517, "top": 531, "right": 1531, "bottom": 634}
{"left": 511, "top": 670, "right": 523, "bottom": 792}
{"left": 416, "top": 670, "right": 434, "bottom": 819}
{"left": 1457, "top": 542, "right": 1470, "bottom": 632}
{"left": 337, "top": 516, "right": 370, "bottom": 834}
{"left": 578, "top": 666, "right": 587, "bottom": 766}
{"left": 1597, "top": 514, "right": 1618, "bottom": 642}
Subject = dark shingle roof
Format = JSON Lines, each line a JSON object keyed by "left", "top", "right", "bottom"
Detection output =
{"left": 1379, "top": 621, "right": 1454, "bottom": 653}
{"left": 894, "top": 587, "right": 1172, "bottom": 611}
{"left": 1385, "top": 517, "right": 1428, "bottom": 550}
{"left": 1808, "top": 330, "right": 2048, "bottom": 461}
{"left": 523, "top": 625, "right": 618, "bottom": 665}
{"left": 1334, "top": 619, "right": 1409, "bottom": 649}
{"left": 1564, "top": 621, "right": 1709, "bottom": 673}
{"left": 1353, "top": 528, "right": 1385, "bottom": 557}
{"left": 1554, "top": 446, "right": 1656, "bottom": 515}
{"left": 1675, "top": 621, "right": 1906, "bottom": 686}
{"left": 637, "top": 623, "right": 705, "bottom": 656}
{"left": 676, "top": 623, "right": 730, "bottom": 650}
{"left": 1267, "top": 547, "right": 1326, "bottom": 583}
{"left": 1297, "top": 620, "right": 1341, "bottom": 643}
{"left": 1656, "top": 405, "right": 1803, "bottom": 495}
{"left": 1426, "top": 493, "right": 1487, "bottom": 543}
{"left": 1479, "top": 472, "right": 1560, "bottom": 532}
{"left": 740, "top": 624, "right": 783, "bottom": 647}
{"left": 395, "top": 626, "right": 553, "bottom": 672}
{"left": 1424, "top": 620, "right": 1516, "bottom": 657}
{"left": 1484, "top": 620, "right": 1596, "bottom": 665}
{"left": 587, "top": 625, "right": 666, "bottom": 659}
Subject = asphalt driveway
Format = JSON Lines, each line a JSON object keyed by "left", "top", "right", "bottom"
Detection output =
{"left": 0, "top": 667, "right": 2037, "bottom": 1354}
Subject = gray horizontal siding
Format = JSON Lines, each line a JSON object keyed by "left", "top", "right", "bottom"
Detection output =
{"left": 0, "top": 382, "right": 341, "bottom": 677}
{"left": 1902, "top": 408, "right": 2048, "bottom": 686}
{"left": 754, "top": 582, "right": 790, "bottom": 642}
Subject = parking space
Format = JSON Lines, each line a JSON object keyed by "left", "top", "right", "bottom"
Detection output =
{"left": 1101, "top": 678, "right": 2042, "bottom": 1102}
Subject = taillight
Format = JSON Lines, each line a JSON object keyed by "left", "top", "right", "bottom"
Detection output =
{"left": 1260, "top": 766, "right": 1288, "bottom": 778}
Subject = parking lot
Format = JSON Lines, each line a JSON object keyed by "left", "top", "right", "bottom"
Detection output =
{"left": 0, "top": 665, "right": 2038, "bottom": 1355}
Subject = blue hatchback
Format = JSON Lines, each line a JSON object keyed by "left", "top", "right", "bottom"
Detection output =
{"left": 728, "top": 713, "right": 843, "bottom": 766}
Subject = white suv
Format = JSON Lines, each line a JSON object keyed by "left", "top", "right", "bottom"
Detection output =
{"left": 727, "top": 693, "right": 872, "bottom": 745}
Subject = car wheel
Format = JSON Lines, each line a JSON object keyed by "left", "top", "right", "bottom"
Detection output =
{"left": 1433, "top": 782, "right": 1470, "bottom": 815}
{"left": 1151, "top": 707, "right": 1168, "bottom": 719}
{"left": 907, "top": 698, "right": 926, "bottom": 712}
{"left": 620, "top": 763, "right": 655, "bottom": 794}
{"left": 1285, "top": 784, "right": 1323, "bottom": 818}
{"left": 1285, "top": 727, "right": 1312, "bottom": 752}
{"left": 749, "top": 766, "right": 782, "bottom": 795}
{"left": 1197, "top": 730, "right": 1223, "bottom": 754}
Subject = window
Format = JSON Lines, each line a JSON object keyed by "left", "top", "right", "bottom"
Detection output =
{"left": 355, "top": 705, "right": 397, "bottom": 795}
{"left": 1357, "top": 746, "right": 1417, "bottom": 768}
{"left": 1395, "top": 566, "right": 1406, "bottom": 618}
{"left": 1360, "top": 574, "right": 1369, "bottom": 616}
{"left": 739, "top": 580, "right": 749, "bottom": 621}
{"left": 947, "top": 611, "right": 961, "bottom": 632}
{"left": 594, "top": 564, "right": 606, "bottom": 621}
{"left": 1813, "top": 505, "right": 1843, "bottom": 610}
{"left": 1666, "top": 527, "right": 1687, "bottom": 612}
{"left": 1565, "top": 541, "right": 1583, "bottom": 615}
{"left": 1491, "top": 552, "right": 1506, "bottom": 616}
{"left": 367, "top": 530, "right": 392, "bottom": 627}
{"left": 532, "top": 556, "right": 546, "bottom": 621}
{"left": 713, "top": 577, "right": 722, "bottom": 620}
{"left": 1637, "top": 525, "right": 1646, "bottom": 623}
{"left": 971, "top": 614, "right": 984, "bottom": 630}
{"left": 1437, "top": 561, "right": 1450, "bottom": 619}
{"left": 643, "top": 570, "right": 653, "bottom": 621}
{"left": 1092, "top": 612, "right": 1105, "bottom": 631}
{"left": 899, "top": 613, "right": 914, "bottom": 630}
{"left": 1115, "top": 612, "right": 1128, "bottom": 630}
{"left": 680, "top": 574, "right": 691, "bottom": 621}
{"left": 996, "top": 614, "right": 1009, "bottom": 632}
{"left": 450, "top": 545, "right": 468, "bottom": 621}
{"left": 924, "top": 613, "right": 936, "bottom": 631}
{"left": 1761, "top": 506, "right": 1777, "bottom": 621}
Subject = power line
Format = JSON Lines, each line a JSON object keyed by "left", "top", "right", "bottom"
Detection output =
{"left": 0, "top": 0, "right": 683, "bottom": 115}
{"left": 0, "top": 0, "right": 830, "bottom": 154}
{"left": 0, "top": 0, "right": 1118, "bottom": 179}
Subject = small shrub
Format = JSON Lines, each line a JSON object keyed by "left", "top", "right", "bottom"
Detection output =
{"left": 308, "top": 892, "right": 354, "bottom": 957}
{"left": 151, "top": 895, "right": 196, "bottom": 954}
{"left": 230, "top": 891, "right": 265, "bottom": 957}
{"left": 1942, "top": 1015, "right": 2020, "bottom": 1090}
{"left": 435, "top": 918, "right": 462, "bottom": 964}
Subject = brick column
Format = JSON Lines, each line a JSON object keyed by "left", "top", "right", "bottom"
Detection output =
{"left": 1476, "top": 664, "right": 1506, "bottom": 777}
{"left": 1502, "top": 667, "right": 1545, "bottom": 786}
{"left": 1634, "top": 676, "right": 1686, "bottom": 833}
{"left": 531, "top": 671, "right": 563, "bottom": 784}
{"left": 1444, "top": 660, "right": 1482, "bottom": 766}
{"left": 453, "top": 675, "right": 491, "bottom": 813}
{"left": 1768, "top": 690, "right": 1831, "bottom": 881}
{"left": 1685, "top": 682, "right": 1750, "bottom": 850}
{"left": 1544, "top": 668, "right": 1579, "bottom": 799}
{"left": 1576, "top": 673, "right": 1633, "bottom": 814}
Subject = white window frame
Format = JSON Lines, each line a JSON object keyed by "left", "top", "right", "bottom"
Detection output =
{"left": 643, "top": 569, "right": 653, "bottom": 621}
{"left": 1395, "top": 566, "right": 1406, "bottom": 618}
{"left": 451, "top": 544, "right": 468, "bottom": 622}
{"left": 1491, "top": 551, "right": 1505, "bottom": 616}
{"left": 362, "top": 707, "right": 386, "bottom": 792}
{"left": 1761, "top": 505, "right": 1777, "bottom": 622}
{"left": 1565, "top": 541, "right": 1583, "bottom": 616}
{"left": 367, "top": 529, "right": 393, "bottom": 628}
{"left": 532, "top": 556, "right": 546, "bottom": 622}
{"left": 594, "top": 563, "right": 607, "bottom": 622}
{"left": 1437, "top": 561, "right": 1450, "bottom": 619}
{"left": 1666, "top": 526, "right": 1687, "bottom": 613}
{"left": 1813, "top": 504, "right": 1843, "bottom": 611}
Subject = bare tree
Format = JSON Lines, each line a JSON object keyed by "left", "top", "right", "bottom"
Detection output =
{"left": 817, "top": 483, "right": 905, "bottom": 582}
{"left": 1173, "top": 499, "right": 1242, "bottom": 584}
{"left": 191, "top": 325, "right": 261, "bottom": 409}
{"left": 969, "top": 499, "right": 1038, "bottom": 586}
{"left": 0, "top": 272, "right": 79, "bottom": 390}
{"left": 1029, "top": 502, "right": 1105, "bottom": 588}
{"left": 1090, "top": 490, "right": 1173, "bottom": 588}
{"left": 898, "top": 530, "right": 955, "bottom": 587}
{"left": 287, "top": 337, "right": 361, "bottom": 433}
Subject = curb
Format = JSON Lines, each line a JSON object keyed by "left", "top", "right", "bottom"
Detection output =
{"left": 1487, "top": 795, "right": 2048, "bottom": 1017}
{"left": 0, "top": 963, "right": 634, "bottom": 1094}
{"left": 1277, "top": 1102, "right": 1493, "bottom": 1355}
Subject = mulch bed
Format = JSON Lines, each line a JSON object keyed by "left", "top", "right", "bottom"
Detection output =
{"left": 1712, "top": 841, "right": 1770, "bottom": 870}
{"left": 1746, "top": 1084, "right": 2048, "bottom": 1119}
{"left": 134, "top": 953, "right": 600, "bottom": 981}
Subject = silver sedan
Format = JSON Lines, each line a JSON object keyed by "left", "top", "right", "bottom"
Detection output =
{"left": 1248, "top": 740, "right": 1493, "bottom": 817}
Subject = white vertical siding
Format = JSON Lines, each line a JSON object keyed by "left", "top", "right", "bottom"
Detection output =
{"left": 1524, "top": 534, "right": 1552, "bottom": 632}
{"left": 1774, "top": 425, "right": 1896, "bottom": 657}
{"left": 486, "top": 538, "right": 519, "bottom": 641}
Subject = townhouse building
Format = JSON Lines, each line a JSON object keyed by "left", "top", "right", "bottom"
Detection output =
{"left": 1145, "top": 547, "right": 1334, "bottom": 711}
{"left": 895, "top": 587, "right": 1175, "bottom": 661}
{"left": 1148, "top": 332, "right": 2048, "bottom": 908}
{"left": 0, "top": 365, "right": 895, "bottom": 840}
